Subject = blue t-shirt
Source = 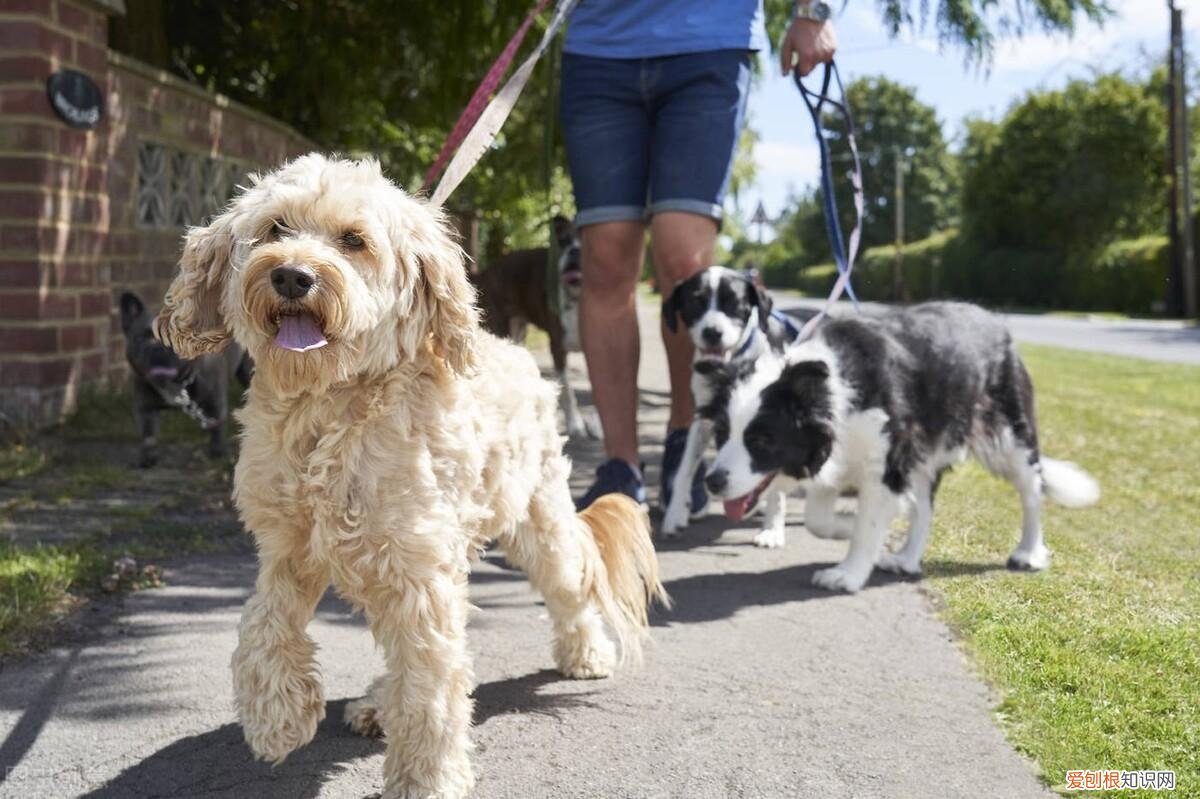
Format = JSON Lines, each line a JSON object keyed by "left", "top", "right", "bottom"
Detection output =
{"left": 564, "top": 0, "right": 768, "bottom": 59}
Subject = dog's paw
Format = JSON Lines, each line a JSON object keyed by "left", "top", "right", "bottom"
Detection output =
{"left": 582, "top": 409, "right": 603, "bottom": 440}
{"left": 555, "top": 631, "right": 616, "bottom": 679}
{"left": 660, "top": 500, "right": 689, "bottom": 538}
{"left": 233, "top": 652, "right": 325, "bottom": 763}
{"left": 1007, "top": 544, "right": 1051, "bottom": 572}
{"left": 812, "top": 565, "right": 869, "bottom": 594}
{"left": 753, "top": 527, "right": 785, "bottom": 549}
{"left": 344, "top": 695, "right": 384, "bottom": 738}
{"left": 876, "top": 552, "right": 922, "bottom": 576}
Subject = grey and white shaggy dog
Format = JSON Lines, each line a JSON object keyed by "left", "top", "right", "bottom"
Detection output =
{"left": 701, "top": 302, "right": 1100, "bottom": 594}
{"left": 154, "top": 154, "right": 667, "bottom": 798}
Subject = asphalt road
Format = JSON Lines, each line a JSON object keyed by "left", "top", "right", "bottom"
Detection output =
{"left": 0, "top": 299, "right": 1052, "bottom": 799}
{"left": 779, "top": 296, "right": 1200, "bottom": 365}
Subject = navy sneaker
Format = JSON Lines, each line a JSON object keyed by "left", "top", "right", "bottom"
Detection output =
{"left": 660, "top": 427, "right": 707, "bottom": 516}
{"left": 575, "top": 458, "right": 647, "bottom": 511}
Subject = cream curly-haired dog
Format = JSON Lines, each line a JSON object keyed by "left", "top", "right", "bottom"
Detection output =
{"left": 154, "top": 153, "right": 668, "bottom": 798}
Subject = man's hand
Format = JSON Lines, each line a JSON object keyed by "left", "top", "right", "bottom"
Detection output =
{"left": 780, "top": 18, "right": 838, "bottom": 77}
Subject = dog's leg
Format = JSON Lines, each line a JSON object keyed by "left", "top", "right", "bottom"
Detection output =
{"left": 231, "top": 554, "right": 328, "bottom": 763}
{"left": 136, "top": 404, "right": 160, "bottom": 468}
{"left": 503, "top": 475, "right": 618, "bottom": 679}
{"left": 803, "top": 486, "right": 854, "bottom": 540}
{"left": 362, "top": 568, "right": 475, "bottom": 799}
{"left": 1006, "top": 451, "right": 1051, "bottom": 571}
{"left": 753, "top": 490, "right": 787, "bottom": 548}
{"left": 877, "top": 477, "right": 932, "bottom": 576}
{"left": 661, "top": 422, "right": 707, "bottom": 536}
{"left": 558, "top": 372, "right": 590, "bottom": 440}
{"left": 549, "top": 319, "right": 589, "bottom": 440}
{"left": 812, "top": 482, "right": 899, "bottom": 593}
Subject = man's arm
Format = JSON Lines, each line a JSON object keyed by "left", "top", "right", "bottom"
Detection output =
{"left": 779, "top": 1, "right": 838, "bottom": 77}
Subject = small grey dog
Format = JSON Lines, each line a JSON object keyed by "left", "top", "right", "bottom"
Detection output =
{"left": 119, "top": 291, "right": 252, "bottom": 467}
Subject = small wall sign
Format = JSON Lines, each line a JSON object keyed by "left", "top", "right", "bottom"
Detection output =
{"left": 46, "top": 69, "right": 103, "bottom": 130}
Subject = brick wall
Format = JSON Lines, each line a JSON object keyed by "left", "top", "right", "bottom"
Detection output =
{"left": 0, "top": 0, "right": 312, "bottom": 428}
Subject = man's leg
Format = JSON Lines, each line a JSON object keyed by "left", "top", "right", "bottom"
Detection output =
{"left": 650, "top": 212, "right": 717, "bottom": 431}
{"left": 580, "top": 221, "right": 646, "bottom": 468}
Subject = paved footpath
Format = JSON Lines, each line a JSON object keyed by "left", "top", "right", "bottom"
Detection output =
{"left": 0, "top": 297, "right": 1051, "bottom": 799}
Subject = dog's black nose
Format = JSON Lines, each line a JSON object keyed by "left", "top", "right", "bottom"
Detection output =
{"left": 270, "top": 265, "right": 315, "bottom": 299}
{"left": 705, "top": 468, "right": 728, "bottom": 495}
{"left": 700, "top": 327, "right": 722, "bottom": 346}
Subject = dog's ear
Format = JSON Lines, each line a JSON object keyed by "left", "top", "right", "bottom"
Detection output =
{"left": 551, "top": 215, "right": 575, "bottom": 249}
{"left": 154, "top": 211, "right": 235, "bottom": 358}
{"left": 782, "top": 359, "right": 830, "bottom": 393}
{"left": 119, "top": 292, "right": 145, "bottom": 334}
{"left": 661, "top": 283, "right": 682, "bottom": 334}
{"left": 408, "top": 202, "right": 479, "bottom": 376}
{"left": 747, "top": 281, "right": 773, "bottom": 333}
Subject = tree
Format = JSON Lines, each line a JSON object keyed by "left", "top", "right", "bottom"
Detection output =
{"left": 764, "top": 0, "right": 1112, "bottom": 64}
{"left": 769, "top": 77, "right": 956, "bottom": 265}
{"left": 960, "top": 74, "right": 1167, "bottom": 258}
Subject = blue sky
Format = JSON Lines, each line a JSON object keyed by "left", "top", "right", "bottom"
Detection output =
{"left": 742, "top": 0, "right": 1200, "bottom": 222}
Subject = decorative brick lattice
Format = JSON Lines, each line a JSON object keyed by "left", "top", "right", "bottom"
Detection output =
{"left": 137, "top": 142, "right": 250, "bottom": 229}
{"left": 136, "top": 141, "right": 166, "bottom": 226}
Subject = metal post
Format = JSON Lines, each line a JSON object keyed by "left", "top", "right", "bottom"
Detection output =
{"left": 1167, "top": 1, "right": 1197, "bottom": 318}
{"left": 893, "top": 145, "right": 907, "bottom": 302}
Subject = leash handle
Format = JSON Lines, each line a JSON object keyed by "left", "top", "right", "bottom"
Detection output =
{"left": 793, "top": 60, "right": 864, "bottom": 341}
{"left": 422, "top": 0, "right": 553, "bottom": 194}
{"left": 426, "top": 0, "right": 580, "bottom": 207}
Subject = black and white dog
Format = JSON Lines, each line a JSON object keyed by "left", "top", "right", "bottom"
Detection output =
{"left": 659, "top": 266, "right": 804, "bottom": 543}
{"left": 702, "top": 302, "right": 1100, "bottom": 592}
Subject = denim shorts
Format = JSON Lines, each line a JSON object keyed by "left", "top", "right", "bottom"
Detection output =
{"left": 560, "top": 49, "right": 752, "bottom": 228}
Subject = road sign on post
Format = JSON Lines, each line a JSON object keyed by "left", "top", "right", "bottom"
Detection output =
{"left": 751, "top": 200, "right": 770, "bottom": 245}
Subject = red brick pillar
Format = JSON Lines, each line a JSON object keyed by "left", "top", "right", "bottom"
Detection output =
{"left": 0, "top": 0, "right": 122, "bottom": 429}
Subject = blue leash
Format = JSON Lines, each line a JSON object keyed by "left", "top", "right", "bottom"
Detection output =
{"left": 793, "top": 61, "right": 864, "bottom": 340}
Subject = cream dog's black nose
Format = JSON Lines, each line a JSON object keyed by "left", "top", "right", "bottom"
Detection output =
{"left": 271, "top": 265, "right": 315, "bottom": 299}
{"left": 705, "top": 468, "right": 728, "bottom": 495}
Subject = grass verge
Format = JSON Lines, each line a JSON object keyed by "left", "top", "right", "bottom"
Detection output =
{"left": 1, "top": 383, "right": 247, "bottom": 656}
{"left": 925, "top": 344, "right": 1199, "bottom": 797}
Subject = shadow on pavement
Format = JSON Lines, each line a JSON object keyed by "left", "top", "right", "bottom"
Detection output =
{"left": 79, "top": 699, "right": 380, "bottom": 799}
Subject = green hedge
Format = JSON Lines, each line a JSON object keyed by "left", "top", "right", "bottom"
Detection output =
{"left": 788, "top": 231, "right": 1169, "bottom": 315}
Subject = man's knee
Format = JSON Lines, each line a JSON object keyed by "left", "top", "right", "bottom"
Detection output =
{"left": 581, "top": 222, "right": 645, "bottom": 303}
{"left": 651, "top": 211, "right": 718, "bottom": 288}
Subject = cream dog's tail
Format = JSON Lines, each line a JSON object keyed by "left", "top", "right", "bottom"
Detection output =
{"left": 577, "top": 494, "right": 671, "bottom": 663}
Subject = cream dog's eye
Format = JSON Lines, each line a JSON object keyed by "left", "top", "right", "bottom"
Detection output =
{"left": 267, "top": 219, "right": 293, "bottom": 241}
{"left": 339, "top": 231, "right": 365, "bottom": 249}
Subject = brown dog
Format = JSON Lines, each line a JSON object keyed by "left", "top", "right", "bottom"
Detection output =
{"left": 472, "top": 216, "right": 598, "bottom": 439}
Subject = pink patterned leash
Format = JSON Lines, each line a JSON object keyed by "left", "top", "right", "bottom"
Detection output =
{"left": 423, "top": 0, "right": 578, "bottom": 205}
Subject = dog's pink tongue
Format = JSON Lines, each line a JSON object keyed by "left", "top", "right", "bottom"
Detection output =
{"left": 723, "top": 495, "right": 752, "bottom": 521}
{"left": 275, "top": 314, "right": 327, "bottom": 352}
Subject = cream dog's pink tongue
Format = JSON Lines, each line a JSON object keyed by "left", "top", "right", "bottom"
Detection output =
{"left": 276, "top": 314, "right": 327, "bottom": 352}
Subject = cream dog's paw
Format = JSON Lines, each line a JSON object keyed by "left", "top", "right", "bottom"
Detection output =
{"left": 555, "top": 630, "right": 616, "bottom": 679}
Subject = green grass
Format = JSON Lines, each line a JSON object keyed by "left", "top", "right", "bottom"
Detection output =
{"left": 0, "top": 541, "right": 110, "bottom": 656}
{"left": 925, "top": 344, "right": 1199, "bottom": 797}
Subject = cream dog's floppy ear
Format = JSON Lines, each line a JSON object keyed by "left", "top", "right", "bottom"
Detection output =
{"left": 154, "top": 211, "right": 235, "bottom": 358}
{"left": 408, "top": 203, "right": 479, "bottom": 376}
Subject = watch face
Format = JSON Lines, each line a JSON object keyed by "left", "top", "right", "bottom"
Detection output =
{"left": 815, "top": 2, "right": 831, "bottom": 21}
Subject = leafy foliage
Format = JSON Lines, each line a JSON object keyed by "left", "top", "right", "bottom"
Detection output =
{"left": 961, "top": 74, "right": 1167, "bottom": 259}
{"left": 764, "top": 75, "right": 954, "bottom": 274}
{"left": 764, "top": 0, "right": 1113, "bottom": 64}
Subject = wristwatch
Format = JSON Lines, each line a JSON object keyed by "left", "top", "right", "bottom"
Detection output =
{"left": 795, "top": 1, "right": 832, "bottom": 22}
